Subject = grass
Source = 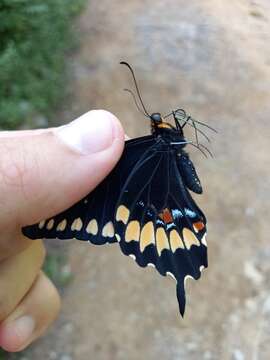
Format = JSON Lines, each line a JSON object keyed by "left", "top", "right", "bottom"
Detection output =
{"left": 0, "top": 0, "right": 86, "bottom": 129}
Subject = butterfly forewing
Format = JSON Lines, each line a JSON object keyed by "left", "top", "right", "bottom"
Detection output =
{"left": 22, "top": 136, "right": 157, "bottom": 245}
{"left": 22, "top": 171, "right": 120, "bottom": 244}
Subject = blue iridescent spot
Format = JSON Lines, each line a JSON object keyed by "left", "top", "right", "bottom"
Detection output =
{"left": 184, "top": 208, "right": 196, "bottom": 218}
{"left": 172, "top": 209, "right": 183, "bottom": 219}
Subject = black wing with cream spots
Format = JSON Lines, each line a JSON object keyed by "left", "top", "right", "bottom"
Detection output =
{"left": 22, "top": 134, "right": 207, "bottom": 316}
{"left": 22, "top": 136, "right": 158, "bottom": 245}
{"left": 113, "top": 143, "right": 207, "bottom": 316}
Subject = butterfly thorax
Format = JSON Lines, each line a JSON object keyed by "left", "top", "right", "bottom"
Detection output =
{"left": 150, "top": 113, "right": 186, "bottom": 148}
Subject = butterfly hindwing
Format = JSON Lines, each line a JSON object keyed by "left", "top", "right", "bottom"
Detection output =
{"left": 114, "top": 141, "right": 207, "bottom": 315}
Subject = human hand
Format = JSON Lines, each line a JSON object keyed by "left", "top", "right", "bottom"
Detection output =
{"left": 0, "top": 110, "right": 124, "bottom": 352}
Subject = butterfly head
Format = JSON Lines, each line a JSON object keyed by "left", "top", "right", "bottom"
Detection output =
{"left": 150, "top": 112, "right": 172, "bottom": 132}
{"left": 120, "top": 62, "right": 190, "bottom": 148}
{"left": 150, "top": 112, "right": 162, "bottom": 124}
{"left": 150, "top": 112, "right": 183, "bottom": 132}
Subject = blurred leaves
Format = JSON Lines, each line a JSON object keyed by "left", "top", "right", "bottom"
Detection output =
{"left": 0, "top": 0, "right": 86, "bottom": 129}
{"left": 0, "top": 349, "right": 6, "bottom": 360}
{"left": 43, "top": 253, "right": 73, "bottom": 288}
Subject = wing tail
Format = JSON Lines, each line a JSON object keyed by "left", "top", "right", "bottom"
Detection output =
{"left": 176, "top": 281, "right": 186, "bottom": 317}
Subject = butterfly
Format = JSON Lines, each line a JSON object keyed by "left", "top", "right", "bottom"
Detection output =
{"left": 22, "top": 62, "right": 216, "bottom": 316}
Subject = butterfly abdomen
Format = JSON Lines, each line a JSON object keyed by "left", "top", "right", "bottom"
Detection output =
{"left": 178, "top": 152, "right": 202, "bottom": 194}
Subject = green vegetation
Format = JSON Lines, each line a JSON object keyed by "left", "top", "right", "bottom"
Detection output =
{"left": 0, "top": 1, "right": 82, "bottom": 357}
{"left": 0, "top": 0, "right": 86, "bottom": 129}
{"left": 0, "top": 349, "right": 6, "bottom": 360}
{"left": 43, "top": 252, "right": 73, "bottom": 287}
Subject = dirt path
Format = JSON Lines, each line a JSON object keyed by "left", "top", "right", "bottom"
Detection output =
{"left": 17, "top": 0, "right": 270, "bottom": 359}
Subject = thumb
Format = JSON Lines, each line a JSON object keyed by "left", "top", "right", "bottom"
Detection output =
{"left": 0, "top": 110, "right": 124, "bottom": 237}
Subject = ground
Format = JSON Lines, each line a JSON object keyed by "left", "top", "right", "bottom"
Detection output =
{"left": 7, "top": 0, "right": 270, "bottom": 359}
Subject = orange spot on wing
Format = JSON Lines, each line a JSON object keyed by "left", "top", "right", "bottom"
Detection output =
{"left": 159, "top": 208, "right": 173, "bottom": 224}
{"left": 193, "top": 221, "right": 205, "bottom": 232}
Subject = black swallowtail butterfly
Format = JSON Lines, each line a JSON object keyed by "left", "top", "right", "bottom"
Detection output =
{"left": 22, "top": 62, "right": 216, "bottom": 316}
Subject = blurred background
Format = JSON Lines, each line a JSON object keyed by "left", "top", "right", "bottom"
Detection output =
{"left": 1, "top": 0, "right": 270, "bottom": 359}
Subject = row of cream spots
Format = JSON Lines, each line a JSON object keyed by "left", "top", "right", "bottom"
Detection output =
{"left": 116, "top": 205, "right": 207, "bottom": 254}
{"left": 37, "top": 205, "right": 206, "bottom": 252}
{"left": 125, "top": 220, "right": 202, "bottom": 254}
{"left": 38, "top": 218, "right": 113, "bottom": 238}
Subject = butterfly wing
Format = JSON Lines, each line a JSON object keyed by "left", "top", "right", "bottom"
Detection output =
{"left": 113, "top": 144, "right": 207, "bottom": 316}
{"left": 22, "top": 134, "right": 207, "bottom": 316}
{"left": 22, "top": 135, "right": 157, "bottom": 245}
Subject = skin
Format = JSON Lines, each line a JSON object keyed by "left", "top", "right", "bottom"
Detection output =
{"left": 0, "top": 110, "right": 125, "bottom": 352}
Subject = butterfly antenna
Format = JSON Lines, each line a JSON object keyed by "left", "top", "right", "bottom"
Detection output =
{"left": 124, "top": 88, "right": 149, "bottom": 118}
{"left": 120, "top": 61, "right": 150, "bottom": 117}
